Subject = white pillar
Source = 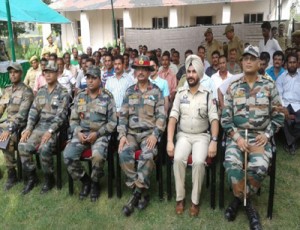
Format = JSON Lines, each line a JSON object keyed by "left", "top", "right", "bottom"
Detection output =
{"left": 60, "top": 12, "right": 68, "bottom": 52}
{"left": 123, "top": 9, "right": 132, "bottom": 28}
{"left": 222, "top": 3, "right": 231, "bottom": 24}
{"left": 169, "top": 7, "right": 178, "bottom": 28}
{"left": 42, "top": 24, "right": 51, "bottom": 47}
{"left": 80, "top": 11, "right": 91, "bottom": 51}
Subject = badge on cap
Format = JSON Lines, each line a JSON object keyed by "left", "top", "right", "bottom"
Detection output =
{"left": 139, "top": 59, "right": 144, "bottom": 65}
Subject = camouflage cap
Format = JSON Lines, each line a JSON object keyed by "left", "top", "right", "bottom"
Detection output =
{"left": 44, "top": 62, "right": 58, "bottom": 72}
{"left": 292, "top": 30, "right": 300, "bottom": 37}
{"left": 242, "top": 45, "right": 259, "bottom": 58}
{"left": 131, "top": 55, "right": 154, "bottom": 71}
{"left": 204, "top": 28, "right": 213, "bottom": 36}
{"left": 7, "top": 62, "right": 23, "bottom": 72}
{"left": 86, "top": 65, "right": 101, "bottom": 77}
{"left": 223, "top": 25, "right": 234, "bottom": 35}
{"left": 29, "top": 55, "right": 38, "bottom": 63}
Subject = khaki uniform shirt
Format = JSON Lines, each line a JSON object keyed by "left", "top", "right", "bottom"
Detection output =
{"left": 277, "top": 35, "right": 288, "bottom": 51}
{"left": 227, "top": 35, "right": 244, "bottom": 62}
{"left": 170, "top": 85, "right": 219, "bottom": 134}
{"left": 42, "top": 44, "right": 59, "bottom": 55}
{"left": 24, "top": 67, "right": 40, "bottom": 89}
{"left": 202, "top": 39, "right": 224, "bottom": 64}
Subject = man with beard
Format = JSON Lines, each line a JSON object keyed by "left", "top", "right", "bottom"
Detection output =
{"left": 64, "top": 66, "right": 117, "bottom": 202}
{"left": 266, "top": 51, "right": 285, "bottom": 81}
{"left": 276, "top": 53, "right": 300, "bottom": 154}
{"left": 221, "top": 46, "right": 284, "bottom": 230}
{"left": 167, "top": 54, "right": 219, "bottom": 217}
{"left": 118, "top": 56, "right": 166, "bottom": 216}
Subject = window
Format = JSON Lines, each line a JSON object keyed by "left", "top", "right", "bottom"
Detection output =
{"left": 76, "top": 20, "right": 81, "bottom": 44}
{"left": 244, "top": 13, "right": 263, "bottom": 23}
{"left": 196, "top": 16, "right": 213, "bottom": 25}
{"left": 116, "top": 19, "right": 123, "bottom": 38}
{"left": 152, "top": 17, "right": 168, "bottom": 29}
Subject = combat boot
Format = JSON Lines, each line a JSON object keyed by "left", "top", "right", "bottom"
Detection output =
{"left": 40, "top": 173, "right": 55, "bottom": 194}
{"left": 137, "top": 194, "right": 150, "bottom": 210}
{"left": 79, "top": 173, "right": 91, "bottom": 200}
{"left": 4, "top": 168, "right": 18, "bottom": 191}
{"left": 22, "top": 170, "right": 39, "bottom": 195}
{"left": 122, "top": 191, "right": 141, "bottom": 216}
{"left": 90, "top": 181, "right": 100, "bottom": 202}
{"left": 245, "top": 200, "right": 262, "bottom": 230}
{"left": 225, "top": 197, "right": 242, "bottom": 221}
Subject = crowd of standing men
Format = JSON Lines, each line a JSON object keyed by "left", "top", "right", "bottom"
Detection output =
{"left": 0, "top": 21, "right": 300, "bottom": 229}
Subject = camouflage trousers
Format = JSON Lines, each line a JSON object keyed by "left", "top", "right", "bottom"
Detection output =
{"left": 0, "top": 124, "right": 17, "bottom": 169}
{"left": 63, "top": 135, "right": 109, "bottom": 182}
{"left": 119, "top": 133, "right": 157, "bottom": 189}
{"left": 18, "top": 128, "right": 57, "bottom": 173}
{"left": 223, "top": 134, "right": 272, "bottom": 199}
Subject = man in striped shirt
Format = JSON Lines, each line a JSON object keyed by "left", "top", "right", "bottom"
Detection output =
{"left": 105, "top": 55, "right": 134, "bottom": 116}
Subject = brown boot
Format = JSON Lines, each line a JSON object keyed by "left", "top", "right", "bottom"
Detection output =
{"left": 176, "top": 200, "right": 185, "bottom": 215}
{"left": 189, "top": 202, "right": 199, "bottom": 217}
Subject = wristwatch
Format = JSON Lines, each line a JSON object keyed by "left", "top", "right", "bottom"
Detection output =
{"left": 211, "top": 136, "right": 218, "bottom": 142}
{"left": 48, "top": 129, "right": 54, "bottom": 134}
{"left": 265, "top": 133, "right": 270, "bottom": 140}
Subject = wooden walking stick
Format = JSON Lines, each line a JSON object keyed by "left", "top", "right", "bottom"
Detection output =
{"left": 244, "top": 129, "right": 248, "bottom": 206}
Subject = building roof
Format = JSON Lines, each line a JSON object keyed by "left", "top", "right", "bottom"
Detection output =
{"left": 50, "top": 0, "right": 262, "bottom": 12}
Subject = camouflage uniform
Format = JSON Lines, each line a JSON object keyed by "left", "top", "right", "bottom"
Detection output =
{"left": 118, "top": 82, "right": 166, "bottom": 189}
{"left": 18, "top": 83, "right": 69, "bottom": 173}
{"left": 0, "top": 83, "right": 34, "bottom": 169}
{"left": 221, "top": 75, "right": 284, "bottom": 198}
{"left": 63, "top": 88, "right": 117, "bottom": 182}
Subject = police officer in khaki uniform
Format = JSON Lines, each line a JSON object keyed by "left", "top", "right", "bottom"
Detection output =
{"left": 41, "top": 33, "right": 59, "bottom": 57}
{"left": 167, "top": 54, "right": 219, "bottom": 217}
{"left": 291, "top": 30, "right": 300, "bottom": 50}
{"left": 201, "top": 28, "right": 224, "bottom": 65}
{"left": 224, "top": 25, "right": 244, "bottom": 62}
{"left": 24, "top": 56, "right": 41, "bottom": 90}
{"left": 277, "top": 23, "right": 288, "bottom": 51}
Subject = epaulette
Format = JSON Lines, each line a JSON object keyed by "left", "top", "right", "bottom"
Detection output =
{"left": 103, "top": 88, "right": 113, "bottom": 98}
{"left": 77, "top": 88, "right": 87, "bottom": 95}
{"left": 4, "top": 84, "right": 12, "bottom": 88}
{"left": 262, "top": 74, "right": 274, "bottom": 82}
{"left": 177, "top": 86, "right": 188, "bottom": 93}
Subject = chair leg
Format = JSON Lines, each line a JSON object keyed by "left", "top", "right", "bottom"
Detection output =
{"left": 116, "top": 154, "right": 122, "bottom": 198}
{"left": 107, "top": 151, "right": 113, "bottom": 198}
{"left": 206, "top": 167, "right": 210, "bottom": 188}
{"left": 68, "top": 172, "right": 74, "bottom": 195}
{"left": 56, "top": 151, "right": 62, "bottom": 189}
{"left": 166, "top": 157, "right": 172, "bottom": 201}
{"left": 268, "top": 148, "right": 276, "bottom": 219}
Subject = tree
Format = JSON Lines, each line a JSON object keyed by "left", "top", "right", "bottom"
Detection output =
{"left": 0, "top": 22, "right": 35, "bottom": 44}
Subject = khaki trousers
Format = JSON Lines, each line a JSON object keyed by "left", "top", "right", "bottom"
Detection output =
{"left": 173, "top": 132, "right": 210, "bottom": 205}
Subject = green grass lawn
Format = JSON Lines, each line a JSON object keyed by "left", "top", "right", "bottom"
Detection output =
{"left": 0, "top": 142, "right": 300, "bottom": 230}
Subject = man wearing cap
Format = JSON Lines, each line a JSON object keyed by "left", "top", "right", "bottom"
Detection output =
{"left": 24, "top": 55, "right": 40, "bottom": 90}
{"left": 41, "top": 34, "right": 59, "bottom": 57}
{"left": 291, "top": 30, "right": 300, "bottom": 50}
{"left": 224, "top": 25, "right": 244, "bottom": 62}
{"left": 64, "top": 65, "right": 117, "bottom": 202}
{"left": 221, "top": 45, "right": 284, "bottom": 230}
{"left": 201, "top": 28, "right": 224, "bottom": 65}
{"left": 0, "top": 63, "right": 34, "bottom": 190}
{"left": 277, "top": 23, "right": 288, "bottom": 51}
{"left": 118, "top": 56, "right": 166, "bottom": 216}
{"left": 18, "top": 62, "right": 69, "bottom": 195}
{"left": 167, "top": 54, "right": 219, "bottom": 217}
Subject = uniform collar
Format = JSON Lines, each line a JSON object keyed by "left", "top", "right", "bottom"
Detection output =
{"left": 134, "top": 80, "right": 153, "bottom": 91}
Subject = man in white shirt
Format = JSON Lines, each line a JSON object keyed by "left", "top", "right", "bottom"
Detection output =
{"left": 259, "top": 21, "right": 282, "bottom": 66}
{"left": 276, "top": 53, "right": 300, "bottom": 154}
{"left": 211, "top": 55, "right": 232, "bottom": 91}
{"left": 56, "top": 58, "right": 76, "bottom": 95}
{"left": 105, "top": 55, "right": 134, "bottom": 115}
{"left": 197, "top": 45, "right": 210, "bottom": 72}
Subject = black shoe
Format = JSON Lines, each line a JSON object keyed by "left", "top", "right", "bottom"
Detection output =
{"left": 40, "top": 173, "right": 55, "bottom": 194}
{"left": 21, "top": 170, "right": 39, "bottom": 195}
{"left": 4, "top": 168, "right": 18, "bottom": 191}
{"left": 79, "top": 173, "right": 91, "bottom": 200}
{"left": 90, "top": 181, "right": 100, "bottom": 202}
{"left": 137, "top": 194, "right": 150, "bottom": 210}
{"left": 245, "top": 200, "right": 262, "bottom": 230}
{"left": 225, "top": 197, "right": 242, "bottom": 221}
{"left": 290, "top": 144, "right": 296, "bottom": 155}
{"left": 122, "top": 192, "right": 141, "bottom": 217}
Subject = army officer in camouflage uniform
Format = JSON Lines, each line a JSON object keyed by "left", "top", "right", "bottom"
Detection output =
{"left": 0, "top": 63, "right": 34, "bottom": 190}
{"left": 221, "top": 46, "right": 284, "bottom": 230}
{"left": 118, "top": 56, "right": 166, "bottom": 216}
{"left": 64, "top": 66, "right": 117, "bottom": 202}
{"left": 19, "top": 62, "right": 70, "bottom": 195}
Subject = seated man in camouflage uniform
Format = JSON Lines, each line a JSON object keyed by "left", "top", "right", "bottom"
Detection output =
{"left": 221, "top": 46, "right": 284, "bottom": 230}
{"left": 118, "top": 56, "right": 166, "bottom": 216}
{"left": 0, "top": 63, "right": 34, "bottom": 190}
{"left": 63, "top": 66, "right": 117, "bottom": 202}
{"left": 18, "top": 62, "right": 70, "bottom": 195}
